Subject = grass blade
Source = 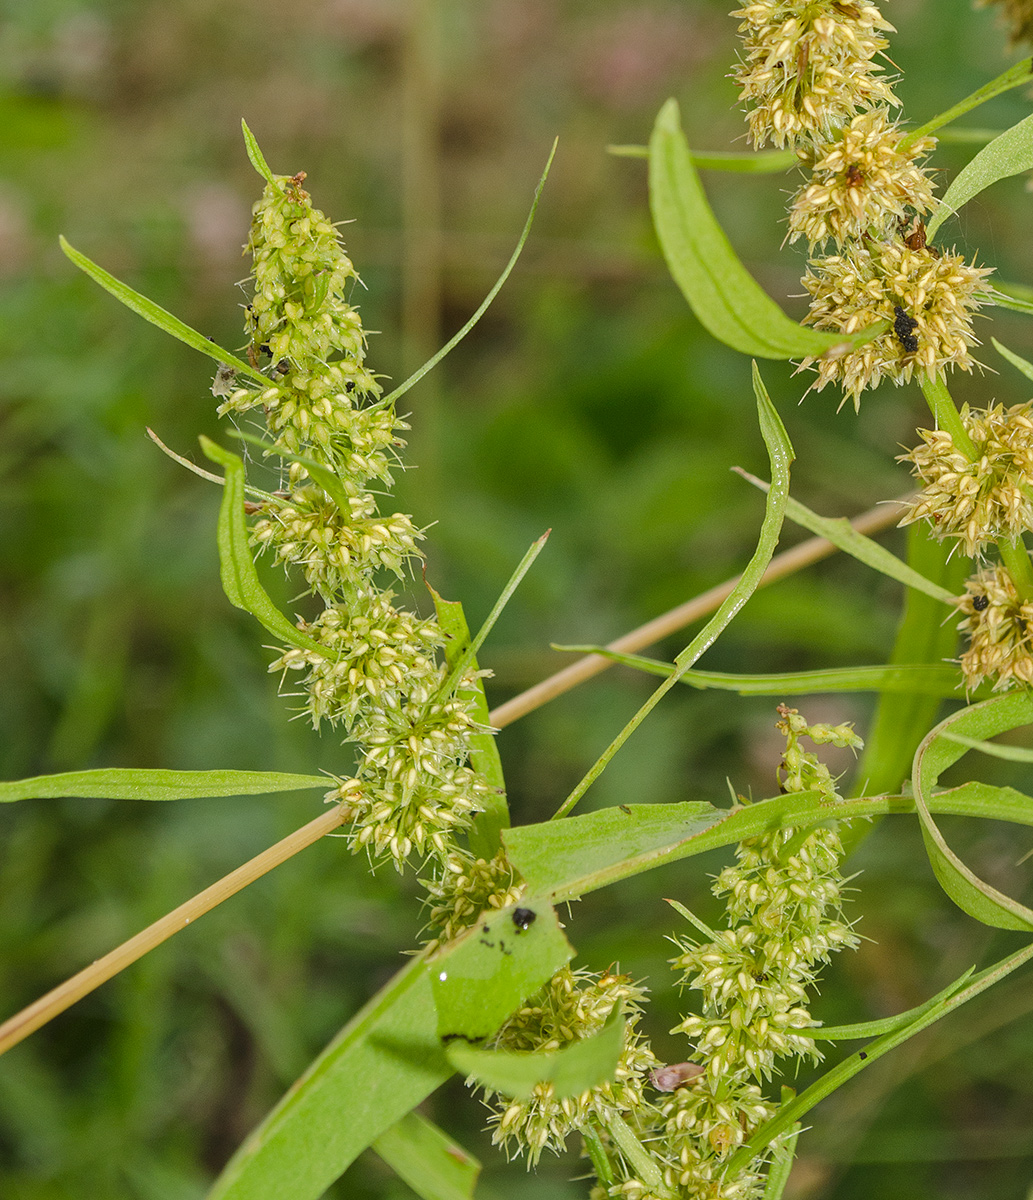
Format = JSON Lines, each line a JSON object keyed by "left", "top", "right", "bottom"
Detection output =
{"left": 373, "top": 1113, "right": 480, "bottom": 1200}
{"left": 59, "top": 236, "right": 266, "bottom": 385}
{"left": 0, "top": 768, "right": 329, "bottom": 803}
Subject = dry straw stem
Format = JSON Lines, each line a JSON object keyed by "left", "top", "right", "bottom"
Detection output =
{"left": 0, "top": 497, "right": 899, "bottom": 1055}
{"left": 0, "top": 805, "right": 350, "bottom": 1057}
{"left": 488, "top": 496, "right": 903, "bottom": 728}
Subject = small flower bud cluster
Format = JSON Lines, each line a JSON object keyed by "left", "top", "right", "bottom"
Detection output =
{"left": 900, "top": 403, "right": 1033, "bottom": 556}
{"left": 732, "top": 0, "right": 897, "bottom": 149}
{"left": 957, "top": 567, "right": 1033, "bottom": 691}
{"left": 420, "top": 851, "right": 526, "bottom": 952}
{"left": 729, "top": 0, "right": 994, "bottom": 406}
{"left": 788, "top": 110, "right": 936, "bottom": 249}
{"left": 223, "top": 170, "right": 491, "bottom": 870}
{"left": 477, "top": 967, "right": 661, "bottom": 1168}
{"left": 798, "top": 240, "right": 993, "bottom": 407}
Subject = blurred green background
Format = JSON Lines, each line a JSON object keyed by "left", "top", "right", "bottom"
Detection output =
{"left": 4, "top": 0, "right": 1033, "bottom": 1196}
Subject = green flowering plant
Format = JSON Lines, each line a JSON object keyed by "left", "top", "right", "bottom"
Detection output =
{"left": 6, "top": 3, "right": 1033, "bottom": 1198}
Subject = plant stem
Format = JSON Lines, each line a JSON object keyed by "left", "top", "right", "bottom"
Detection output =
{"left": 919, "top": 373, "right": 976, "bottom": 457}
{"left": 999, "top": 536, "right": 1033, "bottom": 600}
{"left": 0, "top": 805, "right": 349, "bottom": 1057}
{"left": 901, "top": 56, "right": 1033, "bottom": 148}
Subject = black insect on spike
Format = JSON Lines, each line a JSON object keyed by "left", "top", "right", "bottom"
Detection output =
{"left": 893, "top": 304, "right": 919, "bottom": 354}
{"left": 973, "top": 594, "right": 990, "bottom": 612}
{"left": 512, "top": 907, "right": 537, "bottom": 932}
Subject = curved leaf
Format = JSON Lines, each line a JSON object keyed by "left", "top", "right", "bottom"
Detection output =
{"left": 200, "top": 438, "right": 323, "bottom": 655}
{"left": 550, "top": 653, "right": 963, "bottom": 697}
{"left": 551, "top": 363, "right": 792, "bottom": 820}
{"left": 648, "top": 99, "right": 883, "bottom": 359}
{"left": 912, "top": 694, "right": 1033, "bottom": 931}
{"left": 992, "top": 336, "right": 1033, "bottom": 382}
{"left": 208, "top": 903, "right": 571, "bottom": 1200}
{"left": 735, "top": 470, "right": 956, "bottom": 604}
{"left": 927, "top": 110, "right": 1033, "bottom": 240}
{"left": 58, "top": 237, "right": 266, "bottom": 385}
{"left": 447, "top": 1010, "right": 624, "bottom": 1100}
{"left": 0, "top": 768, "right": 329, "bottom": 803}
{"left": 241, "top": 119, "right": 278, "bottom": 186}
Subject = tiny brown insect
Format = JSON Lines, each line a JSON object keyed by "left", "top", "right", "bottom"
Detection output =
{"left": 650, "top": 1062, "right": 705, "bottom": 1092}
{"left": 845, "top": 163, "right": 864, "bottom": 188}
{"left": 904, "top": 220, "right": 927, "bottom": 252}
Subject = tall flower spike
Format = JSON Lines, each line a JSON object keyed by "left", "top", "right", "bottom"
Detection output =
{"left": 220, "top": 165, "right": 492, "bottom": 871}
{"left": 732, "top": 0, "right": 898, "bottom": 148}
{"left": 958, "top": 566, "right": 1033, "bottom": 691}
{"left": 650, "top": 708, "right": 860, "bottom": 1200}
{"left": 799, "top": 238, "right": 993, "bottom": 407}
{"left": 900, "top": 403, "right": 1033, "bottom": 556}
{"left": 788, "top": 110, "right": 937, "bottom": 248}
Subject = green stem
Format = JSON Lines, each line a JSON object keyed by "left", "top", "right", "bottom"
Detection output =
{"left": 603, "top": 1112, "right": 674, "bottom": 1198}
{"left": 901, "top": 56, "right": 1033, "bottom": 149}
{"left": 998, "top": 536, "right": 1033, "bottom": 601}
{"left": 919, "top": 373, "right": 976, "bottom": 458}
{"left": 582, "top": 1122, "right": 616, "bottom": 1188}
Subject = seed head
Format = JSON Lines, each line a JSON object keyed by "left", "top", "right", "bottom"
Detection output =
{"left": 788, "top": 110, "right": 936, "bottom": 248}
{"left": 799, "top": 240, "right": 993, "bottom": 407}
{"left": 732, "top": 0, "right": 898, "bottom": 148}
{"left": 900, "top": 403, "right": 1033, "bottom": 555}
{"left": 957, "top": 565, "right": 1033, "bottom": 691}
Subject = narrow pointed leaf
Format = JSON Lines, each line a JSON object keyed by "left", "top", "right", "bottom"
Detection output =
{"left": 200, "top": 438, "right": 323, "bottom": 654}
{"left": 383, "top": 140, "right": 556, "bottom": 406}
{"left": 648, "top": 99, "right": 883, "bottom": 359}
{"left": 59, "top": 237, "right": 266, "bottom": 384}
{"left": 810, "top": 969, "right": 974, "bottom": 1039}
{"left": 551, "top": 652, "right": 963, "bottom": 696}
{"left": 927, "top": 110, "right": 1033, "bottom": 239}
{"left": 993, "top": 337, "right": 1033, "bottom": 382}
{"left": 447, "top": 1010, "right": 624, "bottom": 1100}
{"left": 737, "top": 470, "right": 956, "bottom": 604}
{"left": 941, "top": 731, "right": 1033, "bottom": 762}
{"left": 429, "top": 588, "right": 508, "bottom": 858}
{"left": 991, "top": 282, "right": 1033, "bottom": 315}
{"left": 552, "top": 363, "right": 792, "bottom": 820}
{"left": 609, "top": 143, "right": 798, "bottom": 172}
{"left": 208, "top": 905, "right": 570, "bottom": 1200}
{"left": 912, "top": 694, "right": 1033, "bottom": 930}
{"left": 0, "top": 768, "right": 329, "bottom": 803}
{"left": 241, "top": 119, "right": 278, "bottom": 186}
{"left": 372, "top": 1113, "right": 480, "bottom": 1200}
{"left": 903, "top": 56, "right": 1033, "bottom": 146}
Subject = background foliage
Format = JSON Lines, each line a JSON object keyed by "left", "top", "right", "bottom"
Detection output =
{"left": 3, "top": 0, "right": 1033, "bottom": 1196}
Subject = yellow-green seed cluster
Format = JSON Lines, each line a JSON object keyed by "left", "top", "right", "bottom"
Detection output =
{"left": 900, "top": 403, "right": 1033, "bottom": 557}
{"left": 479, "top": 967, "right": 660, "bottom": 1168}
{"left": 224, "top": 171, "right": 490, "bottom": 870}
{"left": 957, "top": 567, "right": 1033, "bottom": 691}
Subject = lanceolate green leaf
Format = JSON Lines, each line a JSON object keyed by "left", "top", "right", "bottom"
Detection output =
{"left": 550, "top": 652, "right": 963, "bottom": 697}
{"left": 608, "top": 142, "right": 798, "bottom": 173}
{"left": 200, "top": 438, "right": 324, "bottom": 655}
{"left": 927, "top": 110, "right": 1033, "bottom": 240}
{"left": 505, "top": 779, "right": 1033, "bottom": 904}
{"left": 58, "top": 237, "right": 266, "bottom": 385}
{"left": 0, "top": 768, "right": 329, "bottom": 803}
{"left": 991, "top": 282, "right": 1033, "bottom": 315}
{"left": 429, "top": 587, "right": 508, "bottom": 858}
{"left": 912, "top": 695, "right": 1033, "bottom": 931}
{"left": 372, "top": 1113, "right": 480, "bottom": 1200}
{"left": 447, "top": 1010, "right": 624, "bottom": 1100}
{"left": 241, "top": 118, "right": 278, "bottom": 187}
{"left": 208, "top": 905, "right": 571, "bottom": 1200}
{"left": 941, "top": 731, "right": 1033, "bottom": 762}
{"left": 810, "top": 969, "right": 974, "bottom": 1040}
{"left": 902, "top": 56, "right": 1033, "bottom": 147}
{"left": 648, "top": 99, "right": 883, "bottom": 359}
{"left": 736, "top": 470, "right": 956, "bottom": 604}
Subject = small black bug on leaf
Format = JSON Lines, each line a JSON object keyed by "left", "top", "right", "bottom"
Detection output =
{"left": 511, "top": 907, "right": 537, "bottom": 931}
{"left": 972, "top": 594, "right": 990, "bottom": 612}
